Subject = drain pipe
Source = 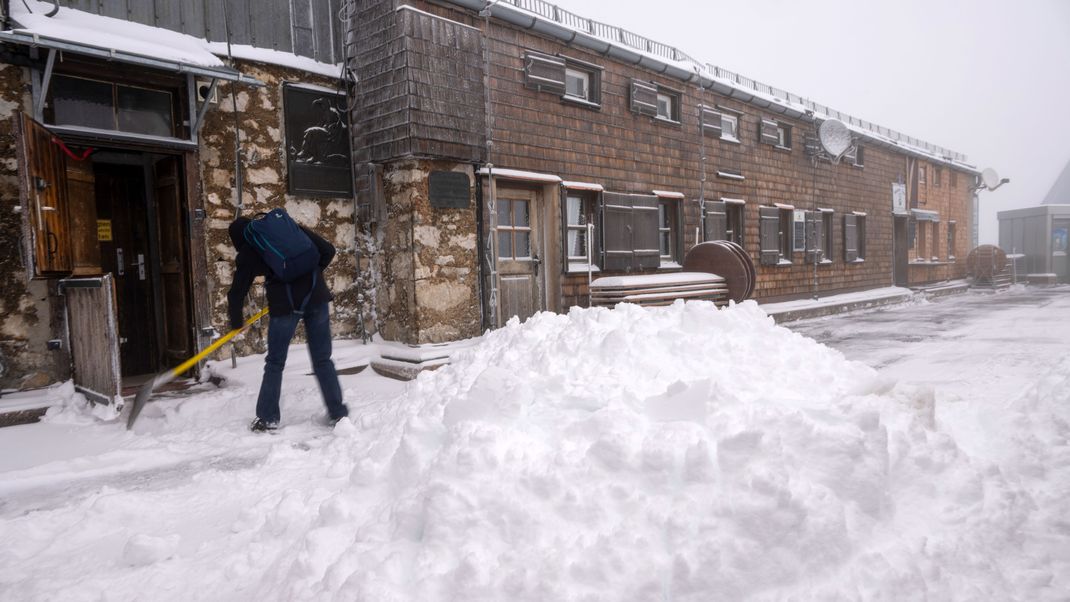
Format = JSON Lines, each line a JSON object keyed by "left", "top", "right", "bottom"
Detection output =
{"left": 480, "top": 2, "right": 499, "bottom": 329}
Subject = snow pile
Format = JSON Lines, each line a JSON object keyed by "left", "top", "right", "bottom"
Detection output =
{"left": 250, "top": 301, "right": 1061, "bottom": 600}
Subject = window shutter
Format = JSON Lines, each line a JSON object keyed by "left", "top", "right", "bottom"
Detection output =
{"left": 629, "top": 80, "right": 658, "bottom": 116}
{"left": 601, "top": 192, "right": 633, "bottom": 271}
{"left": 524, "top": 51, "right": 566, "bottom": 95}
{"left": 759, "top": 119, "right": 779, "bottom": 145}
{"left": 632, "top": 194, "right": 661, "bottom": 270}
{"left": 759, "top": 206, "right": 781, "bottom": 266}
{"left": 806, "top": 212, "right": 824, "bottom": 263}
{"left": 704, "top": 200, "right": 728, "bottom": 241}
{"left": 844, "top": 214, "right": 858, "bottom": 262}
{"left": 701, "top": 106, "right": 722, "bottom": 137}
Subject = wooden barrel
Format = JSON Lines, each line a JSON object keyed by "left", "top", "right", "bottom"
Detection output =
{"left": 966, "top": 245, "right": 1006, "bottom": 279}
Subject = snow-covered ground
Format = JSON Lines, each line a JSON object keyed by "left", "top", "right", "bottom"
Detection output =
{"left": 0, "top": 288, "right": 1068, "bottom": 600}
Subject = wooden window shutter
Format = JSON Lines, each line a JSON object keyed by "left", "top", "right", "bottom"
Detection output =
{"left": 759, "top": 119, "right": 779, "bottom": 145}
{"left": 16, "top": 112, "right": 74, "bottom": 277}
{"left": 65, "top": 156, "right": 102, "bottom": 276}
{"left": 907, "top": 217, "right": 916, "bottom": 248}
{"left": 601, "top": 192, "right": 633, "bottom": 271}
{"left": 806, "top": 212, "right": 824, "bottom": 263}
{"left": 524, "top": 51, "right": 567, "bottom": 95}
{"left": 759, "top": 206, "right": 781, "bottom": 266}
{"left": 629, "top": 80, "right": 658, "bottom": 116}
{"left": 704, "top": 200, "right": 728, "bottom": 241}
{"left": 632, "top": 194, "right": 661, "bottom": 270}
{"left": 701, "top": 106, "right": 722, "bottom": 137}
{"left": 844, "top": 214, "right": 858, "bottom": 262}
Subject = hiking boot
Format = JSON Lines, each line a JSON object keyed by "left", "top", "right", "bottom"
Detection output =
{"left": 249, "top": 418, "right": 279, "bottom": 432}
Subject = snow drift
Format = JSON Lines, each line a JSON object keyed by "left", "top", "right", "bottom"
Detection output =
{"left": 1, "top": 300, "right": 1066, "bottom": 600}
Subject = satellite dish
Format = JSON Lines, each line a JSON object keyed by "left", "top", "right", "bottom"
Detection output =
{"left": 818, "top": 119, "right": 852, "bottom": 158}
{"left": 981, "top": 168, "right": 1000, "bottom": 190}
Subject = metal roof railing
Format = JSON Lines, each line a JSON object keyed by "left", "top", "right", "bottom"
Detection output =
{"left": 499, "top": 0, "right": 968, "bottom": 164}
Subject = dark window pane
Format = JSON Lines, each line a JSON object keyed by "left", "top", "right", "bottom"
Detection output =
{"left": 513, "top": 200, "right": 529, "bottom": 228}
{"left": 497, "top": 231, "right": 512, "bottom": 259}
{"left": 660, "top": 231, "right": 671, "bottom": 255}
{"left": 515, "top": 231, "right": 530, "bottom": 258}
{"left": 497, "top": 200, "right": 511, "bottom": 226}
{"left": 117, "top": 86, "right": 173, "bottom": 137}
{"left": 51, "top": 75, "right": 114, "bottom": 130}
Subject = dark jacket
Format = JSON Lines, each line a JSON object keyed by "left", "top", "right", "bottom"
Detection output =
{"left": 227, "top": 216, "right": 335, "bottom": 330}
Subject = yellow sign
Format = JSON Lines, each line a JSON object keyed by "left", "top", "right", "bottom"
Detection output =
{"left": 97, "top": 219, "right": 112, "bottom": 242}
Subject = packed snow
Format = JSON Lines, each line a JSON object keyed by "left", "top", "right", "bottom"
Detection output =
{"left": 1, "top": 295, "right": 1068, "bottom": 600}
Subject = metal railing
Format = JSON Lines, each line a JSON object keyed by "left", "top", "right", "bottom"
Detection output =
{"left": 499, "top": 0, "right": 968, "bottom": 164}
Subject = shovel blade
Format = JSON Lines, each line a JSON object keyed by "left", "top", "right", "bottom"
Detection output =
{"left": 126, "top": 372, "right": 174, "bottom": 430}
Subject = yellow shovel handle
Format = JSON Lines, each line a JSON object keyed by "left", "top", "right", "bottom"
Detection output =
{"left": 170, "top": 307, "right": 270, "bottom": 377}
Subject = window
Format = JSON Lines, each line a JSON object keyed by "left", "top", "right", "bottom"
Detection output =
{"left": 497, "top": 199, "right": 531, "bottom": 260}
{"left": 50, "top": 74, "right": 175, "bottom": 137}
{"left": 854, "top": 145, "right": 865, "bottom": 167}
{"left": 655, "top": 90, "right": 680, "bottom": 122}
{"left": 564, "top": 68, "right": 589, "bottom": 101}
{"left": 658, "top": 198, "right": 678, "bottom": 263}
{"left": 759, "top": 118, "right": 789, "bottom": 148}
{"left": 947, "top": 221, "right": 956, "bottom": 260}
{"left": 934, "top": 167, "right": 942, "bottom": 188}
{"left": 793, "top": 210, "right": 807, "bottom": 252}
{"left": 917, "top": 220, "right": 928, "bottom": 261}
{"left": 722, "top": 114, "right": 739, "bottom": 141}
{"left": 703, "top": 200, "right": 744, "bottom": 246}
{"left": 918, "top": 165, "right": 927, "bottom": 185}
{"left": 776, "top": 123, "right": 792, "bottom": 149}
{"left": 564, "top": 192, "right": 599, "bottom": 271}
{"left": 525, "top": 51, "right": 602, "bottom": 106}
{"left": 931, "top": 223, "right": 941, "bottom": 261}
{"left": 759, "top": 206, "right": 793, "bottom": 266}
{"left": 602, "top": 192, "right": 661, "bottom": 271}
{"left": 820, "top": 210, "right": 834, "bottom": 262}
{"left": 844, "top": 214, "right": 865, "bottom": 262}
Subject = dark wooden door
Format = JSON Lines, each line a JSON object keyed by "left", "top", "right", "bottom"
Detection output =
{"left": 153, "top": 156, "right": 193, "bottom": 366}
{"left": 894, "top": 215, "right": 909, "bottom": 287}
{"left": 64, "top": 274, "right": 122, "bottom": 406}
{"left": 15, "top": 113, "right": 72, "bottom": 276}
{"left": 95, "top": 163, "right": 157, "bottom": 376}
{"left": 495, "top": 188, "right": 543, "bottom": 325}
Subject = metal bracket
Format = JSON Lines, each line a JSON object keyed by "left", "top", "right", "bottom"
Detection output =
{"left": 32, "top": 48, "right": 57, "bottom": 121}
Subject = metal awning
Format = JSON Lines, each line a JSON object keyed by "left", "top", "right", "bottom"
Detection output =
{"left": 911, "top": 208, "right": 940, "bottom": 222}
{"left": 0, "top": 30, "right": 264, "bottom": 86}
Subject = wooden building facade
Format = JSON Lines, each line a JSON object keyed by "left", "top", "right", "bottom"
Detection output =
{"left": 346, "top": 0, "right": 980, "bottom": 344}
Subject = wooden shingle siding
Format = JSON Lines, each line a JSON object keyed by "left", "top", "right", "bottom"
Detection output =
{"left": 55, "top": 0, "right": 343, "bottom": 63}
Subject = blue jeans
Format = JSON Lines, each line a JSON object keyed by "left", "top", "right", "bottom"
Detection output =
{"left": 256, "top": 302, "right": 347, "bottom": 423}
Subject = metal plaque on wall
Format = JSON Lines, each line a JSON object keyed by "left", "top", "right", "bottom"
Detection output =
{"left": 429, "top": 171, "right": 470, "bottom": 209}
{"left": 284, "top": 83, "right": 352, "bottom": 197}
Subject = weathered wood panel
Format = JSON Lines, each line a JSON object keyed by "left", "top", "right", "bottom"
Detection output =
{"left": 65, "top": 156, "right": 101, "bottom": 276}
{"left": 66, "top": 274, "right": 122, "bottom": 405}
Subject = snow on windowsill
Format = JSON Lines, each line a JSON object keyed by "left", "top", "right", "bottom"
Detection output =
{"left": 659, "top": 261, "right": 683, "bottom": 270}
{"left": 719, "top": 135, "right": 741, "bottom": 145}
{"left": 777, "top": 259, "right": 793, "bottom": 266}
{"left": 567, "top": 263, "right": 601, "bottom": 274}
{"left": 560, "top": 95, "right": 601, "bottom": 110}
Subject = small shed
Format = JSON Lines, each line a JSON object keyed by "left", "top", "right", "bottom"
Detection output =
{"left": 997, "top": 205, "right": 1070, "bottom": 283}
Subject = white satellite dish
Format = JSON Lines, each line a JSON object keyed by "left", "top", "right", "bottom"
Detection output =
{"left": 981, "top": 168, "right": 1000, "bottom": 190}
{"left": 817, "top": 118, "right": 852, "bottom": 158}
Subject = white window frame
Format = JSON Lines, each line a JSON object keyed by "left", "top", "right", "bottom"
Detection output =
{"left": 655, "top": 91, "right": 678, "bottom": 122}
{"left": 721, "top": 113, "right": 739, "bottom": 141}
{"left": 564, "top": 67, "right": 590, "bottom": 102}
{"left": 792, "top": 209, "right": 807, "bottom": 252}
{"left": 776, "top": 123, "right": 791, "bottom": 149}
{"left": 657, "top": 198, "right": 678, "bottom": 265}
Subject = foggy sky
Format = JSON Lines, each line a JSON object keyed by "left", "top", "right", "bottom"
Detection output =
{"left": 546, "top": 0, "right": 1070, "bottom": 244}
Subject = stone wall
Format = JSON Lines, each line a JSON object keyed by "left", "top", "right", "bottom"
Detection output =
{"left": 377, "top": 159, "right": 481, "bottom": 344}
{"left": 198, "top": 60, "right": 367, "bottom": 357}
{"left": 0, "top": 64, "right": 69, "bottom": 390}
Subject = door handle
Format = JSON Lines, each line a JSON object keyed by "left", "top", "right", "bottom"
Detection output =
{"left": 532, "top": 254, "right": 541, "bottom": 277}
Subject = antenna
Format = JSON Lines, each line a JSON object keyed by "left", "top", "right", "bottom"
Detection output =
{"left": 981, "top": 168, "right": 1000, "bottom": 190}
{"left": 817, "top": 118, "right": 852, "bottom": 163}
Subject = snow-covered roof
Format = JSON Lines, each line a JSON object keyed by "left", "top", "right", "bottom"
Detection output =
{"left": 6, "top": 1, "right": 340, "bottom": 80}
{"left": 478, "top": 167, "right": 563, "bottom": 183}
{"left": 452, "top": 0, "right": 979, "bottom": 174}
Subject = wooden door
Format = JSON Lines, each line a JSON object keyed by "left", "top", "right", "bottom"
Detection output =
{"left": 96, "top": 163, "right": 157, "bottom": 376}
{"left": 893, "top": 215, "right": 909, "bottom": 287}
{"left": 152, "top": 156, "right": 193, "bottom": 366}
{"left": 15, "top": 112, "right": 72, "bottom": 276}
{"left": 495, "top": 188, "right": 543, "bottom": 325}
{"left": 64, "top": 274, "right": 122, "bottom": 406}
{"left": 65, "top": 155, "right": 102, "bottom": 276}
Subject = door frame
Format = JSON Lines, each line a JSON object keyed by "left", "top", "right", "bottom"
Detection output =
{"left": 489, "top": 182, "right": 549, "bottom": 327}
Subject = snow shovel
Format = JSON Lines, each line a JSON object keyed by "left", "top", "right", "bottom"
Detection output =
{"left": 127, "top": 307, "right": 270, "bottom": 429}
